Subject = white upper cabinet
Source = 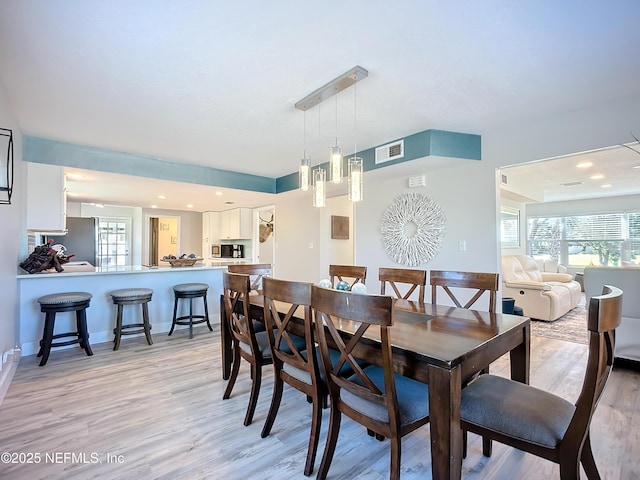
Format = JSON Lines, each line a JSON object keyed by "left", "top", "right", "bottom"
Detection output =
{"left": 26, "top": 163, "right": 67, "bottom": 232}
{"left": 219, "top": 208, "right": 252, "bottom": 240}
{"left": 202, "top": 211, "right": 219, "bottom": 257}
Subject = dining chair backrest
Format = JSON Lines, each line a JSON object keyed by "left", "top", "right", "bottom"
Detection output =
{"left": 430, "top": 270, "right": 499, "bottom": 313}
{"left": 222, "top": 271, "right": 255, "bottom": 350}
{"left": 228, "top": 263, "right": 272, "bottom": 291}
{"left": 379, "top": 267, "right": 427, "bottom": 303}
{"left": 262, "top": 276, "right": 316, "bottom": 384}
{"left": 328, "top": 264, "right": 367, "bottom": 289}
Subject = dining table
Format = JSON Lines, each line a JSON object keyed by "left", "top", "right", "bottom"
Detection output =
{"left": 219, "top": 294, "right": 530, "bottom": 480}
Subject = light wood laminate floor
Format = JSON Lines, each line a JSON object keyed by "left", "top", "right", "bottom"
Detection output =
{"left": 1, "top": 324, "right": 639, "bottom": 480}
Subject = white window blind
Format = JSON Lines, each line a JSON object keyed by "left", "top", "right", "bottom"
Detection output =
{"left": 564, "top": 214, "right": 623, "bottom": 241}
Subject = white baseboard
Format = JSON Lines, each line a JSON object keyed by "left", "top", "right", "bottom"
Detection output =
{"left": 0, "top": 351, "right": 20, "bottom": 407}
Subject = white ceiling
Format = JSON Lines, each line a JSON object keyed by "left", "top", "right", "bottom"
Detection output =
{"left": 1, "top": 1, "right": 640, "bottom": 211}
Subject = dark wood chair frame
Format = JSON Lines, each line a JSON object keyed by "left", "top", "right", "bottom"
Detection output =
{"left": 222, "top": 271, "right": 273, "bottom": 426}
{"left": 228, "top": 263, "right": 272, "bottom": 292}
{"left": 312, "top": 286, "right": 430, "bottom": 480}
{"left": 460, "top": 285, "right": 622, "bottom": 479}
{"left": 260, "top": 277, "right": 324, "bottom": 477}
{"left": 379, "top": 267, "right": 427, "bottom": 303}
{"left": 328, "top": 264, "right": 367, "bottom": 289}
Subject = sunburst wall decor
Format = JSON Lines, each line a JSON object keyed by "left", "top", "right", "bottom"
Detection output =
{"left": 380, "top": 193, "right": 446, "bottom": 266}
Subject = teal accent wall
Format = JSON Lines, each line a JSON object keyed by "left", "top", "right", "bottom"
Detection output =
{"left": 24, "top": 129, "right": 480, "bottom": 195}
{"left": 23, "top": 136, "right": 276, "bottom": 194}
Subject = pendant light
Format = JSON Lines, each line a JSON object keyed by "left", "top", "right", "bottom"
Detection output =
{"left": 348, "top": 80, "right": 363, "bottom": 202}
{"left": 329, "top": 95, "right": 343, "bottom": 183}
{"left": 313, "top": 105, "right": 326, "bottom": 207}
{"left": 299, "top": 111, "right": 310, "bottom": 191}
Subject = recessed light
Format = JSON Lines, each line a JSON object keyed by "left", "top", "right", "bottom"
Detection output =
{"left": 215, "top": 191, "right": 223, "bottom": 196}
{"left": 66, "top": 173, "right": 85, "bottom": 180}
{"left": 66, "top": 192, "right": 80, "bottom": 197}
{"left": 589, "top": 174, "right": 604, "bottom": 180}
{"left": 187, "top": 204, "right": 194, "bottom": 208}
{"left": 158, "top": 195, "right": 166, "bottom": 199}
{"left": 634, "top": 165, "right": 640, "bottom": 169}
{"left": 601, "top": 184, "right": 612, "bottom": 188}
{"left": 151, "top": 205, "right": 158, "bottom": 208}
{"left": 576, "top": 162, "right": 592, "bottom": 168}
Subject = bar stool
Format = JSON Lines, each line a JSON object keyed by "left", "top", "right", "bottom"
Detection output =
{"left": 37, "top": 292, "right": 93, "bottom": 367}
{"left": 110, "top": 288, "right": 154, "bottom": 351}
{"left": 169, "top": 283, "right": 212, "bottom": 339}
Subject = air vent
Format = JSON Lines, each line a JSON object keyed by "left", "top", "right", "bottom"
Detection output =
{"left": 375, "top": 140, "right": 404, "bottom": 164}
{"left": 561, "top": 181, "right": 583, "bottom": 187}
{"left": 408, "top": 174, "right": 426, "bottom": 188}
{"left": 501, "top": 174, "right": 508, "bottom": 185}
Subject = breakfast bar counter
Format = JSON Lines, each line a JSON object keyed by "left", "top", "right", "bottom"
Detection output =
{"left": 17, "top": 262, "right": 241, "bottom": 357}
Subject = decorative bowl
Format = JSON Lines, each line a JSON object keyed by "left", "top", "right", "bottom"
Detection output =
{"left": 161, "top": 257, "right": 203, "bottom": 267}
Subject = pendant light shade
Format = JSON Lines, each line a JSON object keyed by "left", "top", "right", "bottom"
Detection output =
{"left": 348, "top": 157, "right": 363, "bottom": 202}
{"left": 313, "top": 168, "right": 326, "bottom": 207}
{"left": 299, "top": 157, "right": 310, "bottom": 191}
{"left": 329, "top": 143, "right": 343, "bottom": 183}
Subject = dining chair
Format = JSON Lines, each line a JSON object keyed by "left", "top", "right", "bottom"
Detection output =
{"left": 429, "top": 270, "right": 499, "bottom": 313}
{"left": 379, "top": 267, "right": 427, "bottom": 303}
{"left": 228, "top": 263, "right": 272, "bottom": 292}
{"left": 222, "top": 271, "right": 275, "bottom": 426}
{"left": 328, "top": 264, "right": 367, "bottom": 289}
{"left": 311, "top": 285, "right": 430, "bottom": 480}
{"left": 460, "top": 285, "right": 622, "bottom": 479}
{"left": 260, "top": 276, "right": 324, "bottom": 477}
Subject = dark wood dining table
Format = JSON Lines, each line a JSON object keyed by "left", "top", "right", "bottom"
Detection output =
{"left": 219, "top": 295, "right": 530, "bottom": 480}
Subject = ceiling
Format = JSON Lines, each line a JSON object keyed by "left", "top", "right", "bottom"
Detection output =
{"left": 1, "top": 2, "right": 640, "bottom": 211}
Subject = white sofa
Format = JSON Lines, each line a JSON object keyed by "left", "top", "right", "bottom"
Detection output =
{"left": 584, "top": 265, "right": 640, "bottom": 362}
{"left": 501, "top": 255, "right": 581, "bottom": 321}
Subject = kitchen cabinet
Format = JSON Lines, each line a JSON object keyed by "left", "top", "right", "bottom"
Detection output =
{"left": 219, "top": 208, "right": 252, "bottom": 240}
{"left": 26, "top": 163, "right": 67, "bottom": 232}
{"left": 202, "top": 211, "right": 219, "bottom": 258}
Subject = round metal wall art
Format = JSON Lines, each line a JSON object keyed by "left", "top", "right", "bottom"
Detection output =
{"left": 380, "top": 193, "right": 446, "bottom": 266}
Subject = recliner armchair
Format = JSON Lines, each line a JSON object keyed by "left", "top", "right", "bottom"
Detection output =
{"left": 501, "top": 255, "right": 581, "bottom": 321}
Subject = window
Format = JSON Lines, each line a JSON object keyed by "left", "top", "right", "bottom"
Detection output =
{"left": 527, "top": 212, "right": 639, "bottom": 267}
{"left": 98, "top": 218, "right": 131, "bottom": 267}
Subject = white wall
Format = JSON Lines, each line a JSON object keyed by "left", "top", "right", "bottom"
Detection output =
{"left": 0, "top": 79, "right": 24, "bottom": 399}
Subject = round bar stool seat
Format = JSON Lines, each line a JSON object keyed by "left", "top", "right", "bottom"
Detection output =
{"left": 110, "top": 288, "right": 154, "bottom": 351}
{"left": 169, "top": 283, "right": 212, "bottom": 339}
{"left": 37, "top": 292, "right": 93, "bottom": 367}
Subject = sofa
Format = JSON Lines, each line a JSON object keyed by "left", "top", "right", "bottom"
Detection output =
{"left": 501, "top": 255, "right": 582, "bottom": 321}
{"left": 584, "top": 265, "right": 640, "bottom": 362}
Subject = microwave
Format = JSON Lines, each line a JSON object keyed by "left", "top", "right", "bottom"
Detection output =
{"left": 213, "top": 244, "right": 244, "bottom": 258}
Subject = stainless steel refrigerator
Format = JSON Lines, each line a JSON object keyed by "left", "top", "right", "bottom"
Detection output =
{"left": 45, "top": 217, "right": 99, "bottom": 266}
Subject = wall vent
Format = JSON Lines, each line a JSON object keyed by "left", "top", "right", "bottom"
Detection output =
{"left": 408, "top": 174, "right": 426, "bottom": 188}
{"left": 501, "top": 174, "right": 508, "bottom": 185}
{"left": 375, "top": 139, "right": 404, "bottom": 164}
{"left": 561, "top": 181, "right": 583, "bottom": 187}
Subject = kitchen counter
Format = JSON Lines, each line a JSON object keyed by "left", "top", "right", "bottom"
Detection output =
{"left": 17, "top": 262, "right": 247, "bottom": 358}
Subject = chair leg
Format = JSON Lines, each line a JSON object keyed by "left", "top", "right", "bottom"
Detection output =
{"left": 223, "top": 344, "right": 241, "bottom": 400}
{"left": 304, "top": 391, "right": 323, "bottom": 477}
{"left": 482, "top": 436, "right": 492, "bottom": 457}
{"left": 188, "top": 297, "right": 194, "bottom": 339}
{"left": 559, "top": 456, "right": 581, "bottom": 480}
{"left": 76, "top": 309, "right": 93, "bottom": 356}
{"left": 316, "top": 405, "right": 342, "bottom": 480}
{"left": 244, "top": 361, "right": 262, "bottom": 426}
{"left": 113, "top": 304, "right": 123, "bottom": 351}
{"left": 390, "top": 436, "right": 401, "bottom": 480}
{"left": 38, "top": 312, "right": 56, "bottom": 366}
{"left": 581, "top": 433, "right": 601, "bottom": 480}
{"left": 463, "top": 430, "right": 468, "bottom": 459}
{"left": 142, "top": 301, "right": 153, "bottom": 345}
{"left": 169, "top": 296, "right": 178, "bottom": 336}
{"left": 203, "top": 294, "right": 213, "bottom": 331}
{"left": 261, "top": 369, "right": 284, "bottom": 438}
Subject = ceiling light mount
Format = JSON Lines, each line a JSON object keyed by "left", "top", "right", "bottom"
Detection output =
{"left": 295, "top": 66, "right": 368, "bottom": 112}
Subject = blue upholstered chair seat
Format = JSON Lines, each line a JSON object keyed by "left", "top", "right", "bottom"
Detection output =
{"left": 239, "top": 331, "right": 305, "bottom": 358}
{"left": 284, "top": 347, "right": 359, "bottom": 385}
{"left": 341, "top": 365, "right": 429, "bottom": 425}
{"left": 460, "top": 374, "right": 575, "bottom": 448}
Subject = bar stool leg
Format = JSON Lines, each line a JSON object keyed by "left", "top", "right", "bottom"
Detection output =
{"left": 114, "top": 304, "right": 124, "bottom": 351}
{"left": 169, "top": 296, "right": 179, "bottom": 336}
{"left": 76, "top": 309, "right": 93, "bottom": 357}
{"left": 38, "top": 312, "right": 56, "bottom": 367}
{"left": 204, "top": 294, "right": 213, "bottom": 332}
{"left": 142, "top": 301, "right": 153, "bottom": 345}
{"left": 189, "top": 297, "right": 194, "bottom": 339}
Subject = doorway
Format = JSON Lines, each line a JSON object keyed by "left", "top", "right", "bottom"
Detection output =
{"left": 149, "top": 216, "right": 180, "bottom": 266}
